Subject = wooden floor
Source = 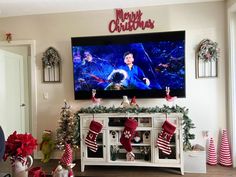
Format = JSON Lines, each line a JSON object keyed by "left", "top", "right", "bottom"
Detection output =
{"left": 0, "top": 159, "right": 235, "bottom": 177}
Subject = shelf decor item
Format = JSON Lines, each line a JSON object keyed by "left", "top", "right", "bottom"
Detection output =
{"left": 110, "top": 131, "right": 119, "bottom": 144}
{"left": 196, "top": 39, "right": 219, "bottom": 78}
{"left": 207, "top": 137, "right": 217, "bottom": 165}
{"left": 42, "top": 47, "right": 61, "bottom": 82}
{"left": 126, "top": 152, "right": 135, "bottom": 161}
{"left": 110, "top": 145, "right": 119, "bottom": 161}
{"left": 4, "top": 131, "right": 37, "bottom": 177}
{"left": 140, "top": 147, "right": 151, "bottom": 161}
{"left": 91, "top": 89, "right": 101, "bottom": 107}
{"left": 219, "top": 129, "right": 232, "bottom": 166}
{"left": 143, "top": 131, "right": 151, "bottom": 144}
{"left": 130, "top": 96, "right": 139, "bottom": 108}
{"left": 121, "top": 96, "right": 130, "bottom": 108}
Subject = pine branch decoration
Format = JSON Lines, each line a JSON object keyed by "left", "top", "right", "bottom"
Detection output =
{"left": 76, "top": 105, "right": 195, "bottom": 151}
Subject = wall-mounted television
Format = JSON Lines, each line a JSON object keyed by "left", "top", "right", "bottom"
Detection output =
{"left": 71, "top": 31, "right": 185, "bottom": 99}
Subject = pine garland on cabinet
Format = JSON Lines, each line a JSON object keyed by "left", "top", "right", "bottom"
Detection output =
{"left": 75, "top": 105, "right": 195, "bottom": 151}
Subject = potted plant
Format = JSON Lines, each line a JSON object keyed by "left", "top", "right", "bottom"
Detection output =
{"left": 110, "top": 145, "right": 119, "bottom": 161}
{"left": 4, "top": 131, "right": 37, "bottom": 177}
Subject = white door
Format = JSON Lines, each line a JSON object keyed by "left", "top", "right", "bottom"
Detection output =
{"left": 0, "top": 48, "right": 28, "bottom": 137}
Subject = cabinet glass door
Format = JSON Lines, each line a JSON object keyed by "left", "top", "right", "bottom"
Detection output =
{"left": 82, "top": 130, "right": 106, "bottom": 161}
{"left": 108, "top": 130, "right": 152, "bottom": 162}
{"left": 155, "top": 130, "right": 180, "bottom": 163}
{"left": 159, "top": 132, "right": 176, "bottom": 159}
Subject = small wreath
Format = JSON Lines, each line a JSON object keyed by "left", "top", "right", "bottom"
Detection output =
{"left": 42, "top": 47, "right": 61, "bottom": 68}
{"left": 198, "top": 39, "right": 219, "bottom": 62}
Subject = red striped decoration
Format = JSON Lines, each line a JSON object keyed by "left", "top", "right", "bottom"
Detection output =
{"left": 207, "top": 137, "right": 217, "bottom": 165}
{"left": 219, "top": 129, "right": 232, "bottom": 167}
{"left": 60, "top": 143, "right": 73, "bottom": 166}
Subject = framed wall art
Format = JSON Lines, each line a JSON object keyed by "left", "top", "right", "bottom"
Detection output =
{"left": 196, "top": 39, "right": 219, "bottom": 78}
{"left": 42, "top": 47, "right": 61, "bottom": 82}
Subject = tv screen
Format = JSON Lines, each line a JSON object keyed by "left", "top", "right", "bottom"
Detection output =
{"left": 71, "top": 31, "right": 185, "bottom": 99}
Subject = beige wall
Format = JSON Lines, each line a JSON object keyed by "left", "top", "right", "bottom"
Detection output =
{"left": 228, "top": 0, "right": 236, "bottom": 7}
{"left": 0, "top": 1, "right": 226, "bottom": 158}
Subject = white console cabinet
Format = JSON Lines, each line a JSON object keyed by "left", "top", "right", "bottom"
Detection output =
{"left": 79, "top": 113, "right": 184, "bottom": 175}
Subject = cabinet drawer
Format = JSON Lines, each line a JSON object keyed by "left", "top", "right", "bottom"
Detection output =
{"left": 82, "top": 118, "right": 106, "bottom": 128}
{"left": 153, "top": 118, "right": 177, "bottom": 128}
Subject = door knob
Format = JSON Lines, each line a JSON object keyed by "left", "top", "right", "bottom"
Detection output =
{"left": 20, "top": 103, "right": 26, "bottom": 107}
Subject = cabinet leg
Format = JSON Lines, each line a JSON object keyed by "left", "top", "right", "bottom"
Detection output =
{"left": 81, "top": 164, "right": 85, "bottom": 172}
{"left": 180, "top": 167, "right": 184, "bottom": 175}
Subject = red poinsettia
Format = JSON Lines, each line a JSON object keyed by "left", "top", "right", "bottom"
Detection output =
{"left": 4, "top": 131, "right": 37, "bottom": 160}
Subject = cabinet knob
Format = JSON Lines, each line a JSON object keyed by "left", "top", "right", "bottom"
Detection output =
{"left": 103, "top": 145, "right": 106, "bottom": 148}
{"left": 20, "top": 103, "right": 26, "bottom": 107}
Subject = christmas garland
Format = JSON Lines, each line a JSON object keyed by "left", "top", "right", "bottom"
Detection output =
{"left": 198, "top": 39, "right": 219, "bottom": 62}
{"left": 75, "top": 105, "right": 195, "bottom": 151}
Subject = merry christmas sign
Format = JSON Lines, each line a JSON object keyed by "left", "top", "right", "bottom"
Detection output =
{"left": 108, "top": 9, "right": 155, "bottom": 33}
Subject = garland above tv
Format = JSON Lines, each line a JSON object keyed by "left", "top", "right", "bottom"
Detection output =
{"left": 71, "top": 31, "right": 185, "bottom": 99}
{"left": 75, "top": 105, "right": 195, "bottom": 151}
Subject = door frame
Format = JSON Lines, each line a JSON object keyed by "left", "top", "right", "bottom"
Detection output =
{"left": 0, "top": 40, "right": 37, "bottom": 139}
{"left": 228, "top": 5, "right": 236, "bottom": 167}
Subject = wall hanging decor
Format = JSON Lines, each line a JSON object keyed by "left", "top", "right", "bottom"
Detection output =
{"left": 108, "top": 8, "right": 155, "bottom": 33}
{"left": 5, "top": 32, "right": 12, "bottom": 42}
{"left": 42, "top": 47, "right": 61, "bottom": 82}
{"left": 196, "top": 39, "right": 219, "bottom": 78}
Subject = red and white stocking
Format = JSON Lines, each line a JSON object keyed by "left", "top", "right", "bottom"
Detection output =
{"left": 85, "top": 120, "right": 103, "bottom": 152}
{"left": 156, "top": 120, "right": 176, "bottom": 155}
{"left": 120, "top": 118, "right": 138, "bottom": 152}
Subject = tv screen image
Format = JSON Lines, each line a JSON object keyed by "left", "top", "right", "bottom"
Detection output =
{"left": 71, "top": 31, "right": 185, "bottom": 99}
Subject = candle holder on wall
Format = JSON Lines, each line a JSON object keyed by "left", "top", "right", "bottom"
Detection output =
{"left": 42, "top": 47, "right": 61, "bottom": 82}
{"left": 196, "top": 39, "right": 219, "bottom": 78}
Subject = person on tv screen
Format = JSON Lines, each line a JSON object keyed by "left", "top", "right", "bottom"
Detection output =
{"left": 118, "top": 51, "right": 150, "bottom": 90}
{"left": 74, "top": 50, "right": 113, "bottom": 91}
{"left": 73, "top": 47, "right": 82, "bottom": 65}
{"left": 105, "top": 69, "right": 128, "bottom": 90}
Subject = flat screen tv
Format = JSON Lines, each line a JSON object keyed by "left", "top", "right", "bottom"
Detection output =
{"left": 71, "top": 31, "right": 185, "bottom": 99}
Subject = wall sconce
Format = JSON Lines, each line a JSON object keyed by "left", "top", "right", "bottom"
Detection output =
{"left": 42, "top": 47, "right": 61, "bottom": 82}
{"left": 196, "top": 39, "right": 219, "bottom": 78}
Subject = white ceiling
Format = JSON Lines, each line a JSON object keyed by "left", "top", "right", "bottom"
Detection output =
{"left": 0, "top": 0, "right": 223, "bottom": 18}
